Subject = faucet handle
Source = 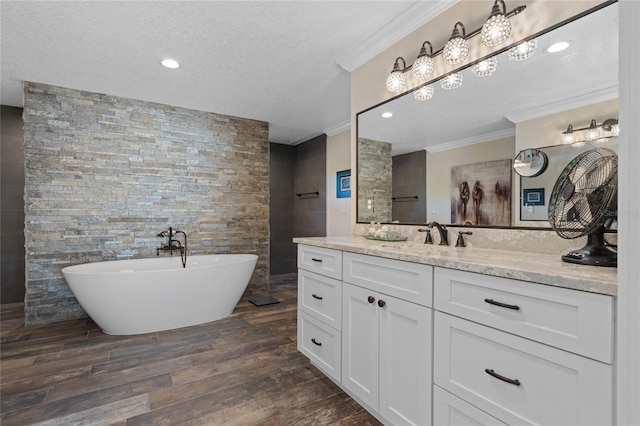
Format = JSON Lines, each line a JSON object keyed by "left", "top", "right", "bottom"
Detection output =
{"left": 456, "top": 231, "right": 473, "bottom": 247}
{"left": 417, "top": 229, "right": 433, "bottom": 244}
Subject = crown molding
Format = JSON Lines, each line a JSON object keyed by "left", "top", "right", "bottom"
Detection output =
{"left": 425, "top": 127, "right": 516, "bottom": 153}
{"left": 324, "top": 120, "right": 351, "bottom": 137}
{"left": 335, "top": 0, "right": 459, "bottom": 72}
{"left": 504, "top": 86, "right": 619, "bottom": 123}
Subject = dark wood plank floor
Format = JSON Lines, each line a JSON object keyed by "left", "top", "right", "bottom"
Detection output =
{"left": 1, "top": 274, "right": 381, "bottom": 426}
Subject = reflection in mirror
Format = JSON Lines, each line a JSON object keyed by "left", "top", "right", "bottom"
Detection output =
{"left": 356, "top": 2, "right": 618, "bottom": 228}
{"left": 514, "top": 149, "right": 548, "bottom": 177}
{"left": 520, "top": 139, "right": 619, "bottom": 222}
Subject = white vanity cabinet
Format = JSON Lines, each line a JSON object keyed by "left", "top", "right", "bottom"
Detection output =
{"left": 341, "top": 253, "right": 433, "bottom": 426}
{"left": 297, "top": 245, "right": 343, "bottom": 382}
{"left": 433, "top": 267, "right": 615, "bottom": 426}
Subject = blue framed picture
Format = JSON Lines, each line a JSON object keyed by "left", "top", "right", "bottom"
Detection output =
{"left": 523, "top": 188, "right": 545, "bottom": 206}
{"left": 336, "top": 169, "right": 351, "bottom": 198}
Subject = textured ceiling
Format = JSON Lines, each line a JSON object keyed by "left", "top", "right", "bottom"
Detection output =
{"left": 1, "top": 1, "right": 454, "bottom": 144}
{"left": 359, "top": 3, "right": 619, "bottom": 155}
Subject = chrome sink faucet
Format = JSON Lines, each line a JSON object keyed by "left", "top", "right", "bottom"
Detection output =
{"left": 427, "top": 221, "right": 449, "bottom": 246}
{"left": 156, "top": 226, "right": 188, "bottom": 268}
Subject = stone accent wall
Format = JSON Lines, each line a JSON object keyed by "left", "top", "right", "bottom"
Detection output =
{"left": 358, "top": 138, "right": 392, "bottom": 223}
{"left": 22, "top": 82, "right": 269, "bottom": 325}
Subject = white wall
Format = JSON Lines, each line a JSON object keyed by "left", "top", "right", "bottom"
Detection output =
{"left": 326, "top": 130, "right": 352, "bottom": 236}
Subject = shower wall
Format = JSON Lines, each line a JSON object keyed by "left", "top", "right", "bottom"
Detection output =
{"left": 22, "top": 82, "right": 269, "bottom": 325}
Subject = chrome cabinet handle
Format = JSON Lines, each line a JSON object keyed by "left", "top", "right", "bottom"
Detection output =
{"left": 484, "top": 298, "right": 520, "bottom": 311}
{"left": 485, "top": 368, "right": 521, "bottom": 386}
{"left": 311, "top": 338, "right": 322, "bottom": 346}
{"left": 312, "top": 294, "right": 323, "bottom": 300}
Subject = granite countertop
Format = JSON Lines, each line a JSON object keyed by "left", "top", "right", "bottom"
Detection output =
{"left": 293, "top": 236, "right": 618, "bottom": 296}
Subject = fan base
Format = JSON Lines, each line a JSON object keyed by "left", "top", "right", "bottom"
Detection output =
{"left": 561, "top": 247, "right": 617, "bottom": 267}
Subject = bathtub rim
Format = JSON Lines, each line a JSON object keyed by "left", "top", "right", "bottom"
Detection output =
{"left": 61, "top": 253, "right": 259, "bottom": 276}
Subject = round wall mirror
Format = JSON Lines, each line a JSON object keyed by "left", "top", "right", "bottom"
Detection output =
{"left": 514, "top": 149, "right": 548, "bottom": 177}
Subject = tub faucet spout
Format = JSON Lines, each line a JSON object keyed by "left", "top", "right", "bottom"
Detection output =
{"left": 157, "top": 227, "right": 188, "bottom": 268}
{"left": 427, "top": 221, "right": 449, "bottom": 246}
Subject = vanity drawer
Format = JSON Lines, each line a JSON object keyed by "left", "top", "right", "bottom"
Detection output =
{"left": 298, "top": 245, "right": 342, "bottom": 280}
{"left": 433, "top": 386, "right": 508, "bottom": 426}
{"left": 434, "top": 312, "right": 613, "bottom": 426}
{"left": 297, "top": 310, "right": 341, "bottom": 382}
{"left": 343, "top": 252, "right": 433, "bottom": 307}
{"left": 433, "top": 267, "right": 614, "bottom": 363}
{"left": 298, "top": 269, "right": 342, "bottom": 330}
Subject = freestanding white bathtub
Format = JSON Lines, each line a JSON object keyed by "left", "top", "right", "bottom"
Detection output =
{"left": 61, "top": 254, "right": 257, "bottom": 335}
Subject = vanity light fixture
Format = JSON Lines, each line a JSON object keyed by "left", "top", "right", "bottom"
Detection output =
{"left": 440, "top": 72, "right": 463, "bottom": 90}
{"left": 414, "top": 84, "right": 434, "bottom": 101}
{"left": 161, "top": 58, "right": 180, "bottom": 69}
{"left": 602, "top": 118, "right": 620, "bottom": 136}
{"left": 562, "top": 124, "right": 575, "bottom": 144}
{"left": 561, "top": 118, "right": 619, "bottom": 144}
{"left": 386, "top": 57, "right": 408, "bottom": 93}
{"left": 481, "top": 0, "right": 512, "bottom": 47}
{"left": 412, "top": 41, "right": 435, "bottom": 81}
{"left": 585, "top": 119, "right": 600, "bottom": 141}
{"left": 472, "top": 56, "right": 498, "bottom": 77}
{"left": 443, "top": 22, "right": 469, "bottom": 65}
{"left": 508, "top": 39, "right": 537, "bottom": 61}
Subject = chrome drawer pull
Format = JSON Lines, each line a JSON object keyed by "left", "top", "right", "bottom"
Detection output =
{"left": 311, "top": 258, "right": 323, "bottom": 263}
{"left": 485, "top": 368, "right": 521, "bottom": 386}
{"left": 311, "top": 338, "right": 322, "bottom": 346}
{"left": 312, "top": 294, "right": 323, "bottom": 300}
{"left": 484, "top": 298, "right": 520, "bottom": 311}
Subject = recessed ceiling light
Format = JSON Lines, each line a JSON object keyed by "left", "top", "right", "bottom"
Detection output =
{"left": 161, "top": 58, "right": 180, "bottom": 69}
{"left": 381, "top": 112, "right": 393, "bottom": 118}
{"left": 546, "top": 41, "right": 571, "bottom": 53}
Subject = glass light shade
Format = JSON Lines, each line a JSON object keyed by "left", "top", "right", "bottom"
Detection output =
{"left": 481, "top": 13, "right": 512, "bottom": 47}
{"left": 585, "top": 129, "right": 600, "bottom": 142}
{"left": 472, "top": 57, "right": 498, "bottom": 77}
{"left": 443, "top": 37, "right": 469, "bottom": 65}
{"left": 562, "top": 133, "right": 575, "bottom": 144}
{"left": 386, "top": 70, "right": 407, "bottom": 93}
{"left": 508, "top": 39, "right": 537, "bottom": 61}
{"left": 414, "top": 85, "right": 434, "bottom": 101}
{"left": 412, "top": 55, "right": 434, "bottom": 81}
{"left": 562, "top": 125, "right": 575, "bottom": 144}
{"left": 611, "top": 124, "right": 620, "bottom": 136}
{"left": 440, "top": 73, "right": 463, "bottom": 90}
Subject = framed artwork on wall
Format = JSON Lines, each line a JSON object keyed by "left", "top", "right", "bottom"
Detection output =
{"left": 337, "top": 169, "right": 351, "bottom": 198}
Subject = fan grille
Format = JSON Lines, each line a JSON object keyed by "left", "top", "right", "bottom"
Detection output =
{"left": 548, "top": 148, "right": 617, "bottom": 239}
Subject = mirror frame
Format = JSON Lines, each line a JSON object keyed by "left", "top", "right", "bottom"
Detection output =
{"left": 355, "top": 1, "right": 617, "bottom": 230}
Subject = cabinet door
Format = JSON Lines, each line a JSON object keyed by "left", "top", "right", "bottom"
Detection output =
{"left": 342, "top": 282, "right": 379, "bottom": 410}
{"left": 379, "top": 295, "right": 432, "bottom": 426}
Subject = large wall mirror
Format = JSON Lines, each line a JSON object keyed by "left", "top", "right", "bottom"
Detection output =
{"left": 357, "top": 2, "right": 618, "bottom": 229}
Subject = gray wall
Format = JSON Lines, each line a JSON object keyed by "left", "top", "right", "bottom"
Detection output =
{"left": 293, "top": 134, "right": 327, "bottom": 239}
{"left": 22, "top": 82, "right": 270, "bottom": 325}
{"left": 1, "top": 105, "right": 26, "bottom": 304}
{"left": 269, "top": 143, "right": 296, "bottom": 274}
{"left": 392, "top": 150, "right": 426, "bottom": 224}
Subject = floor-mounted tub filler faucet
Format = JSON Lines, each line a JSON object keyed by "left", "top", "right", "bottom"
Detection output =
{"left": 427, "top": 221, "right": 449, "bottom": 246}
{"left": 157, "top": 226, "right": 188, "bottom": 268}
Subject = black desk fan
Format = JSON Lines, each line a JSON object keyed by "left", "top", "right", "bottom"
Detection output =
{"left": 548, "top": 147, "right": 618, "bottom": 267}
